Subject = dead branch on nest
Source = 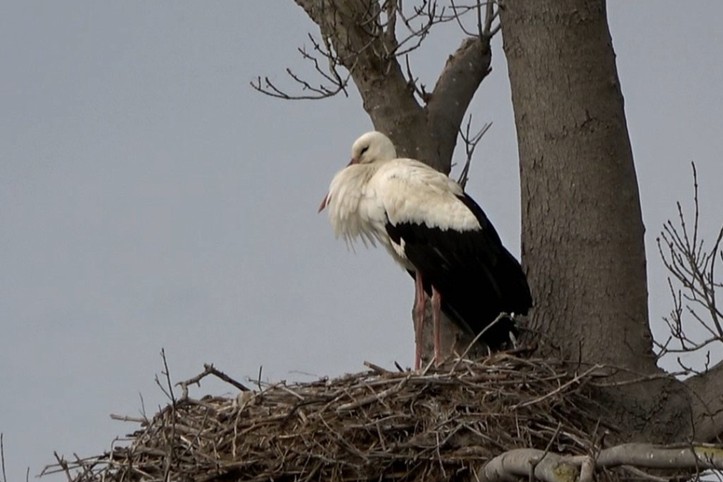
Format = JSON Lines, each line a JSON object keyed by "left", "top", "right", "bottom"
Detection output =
{"left": 177, "top": 363, "right": 250, "bottom": 399}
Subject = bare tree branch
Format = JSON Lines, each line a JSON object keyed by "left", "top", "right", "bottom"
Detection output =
{"left": 250, "top": 32, "right": 352, "bottom": 100}
{"left": 456, "top": 116, "right": 491, "bottom": 188}
{"left": 656, "top": 163, "right": 723, "bottom": 375}
{"left": 392, "top": 1, "right": 440, "bottom": 56}
{"left": 427, "top": 33, "right": 493, "bottom": 170}
{"left": 283, "top": 1, "right": 497, "bottom": 174}
{"left": 292, "top": 1, "right": 426, "bottom": 149}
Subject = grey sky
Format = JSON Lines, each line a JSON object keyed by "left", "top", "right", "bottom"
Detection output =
{"left": 1, "top": 2, "right": 722, "bottom": 480}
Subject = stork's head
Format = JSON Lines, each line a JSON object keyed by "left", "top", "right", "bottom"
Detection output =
{"left": 350, "top": 131, "right": 397, "bottom": 165}
{"left": 318, "top": 131, "right": 398, "bottom": 213}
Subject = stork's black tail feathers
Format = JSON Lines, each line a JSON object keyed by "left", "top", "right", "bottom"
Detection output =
{"left": 437, "top": 246, "right": 531, "bottom": 350}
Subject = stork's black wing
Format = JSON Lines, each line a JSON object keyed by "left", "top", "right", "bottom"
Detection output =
{"left": 385, "top": 193, "right": 532, "bottom": 349}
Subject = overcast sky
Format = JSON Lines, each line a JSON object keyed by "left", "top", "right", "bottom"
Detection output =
{"left": 2, "top": 2, "right": 722, "bottom": 480}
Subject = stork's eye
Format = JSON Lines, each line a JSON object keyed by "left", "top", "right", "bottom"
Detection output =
{"left": 360, "top": 146, "right": 369, "bottom": 155}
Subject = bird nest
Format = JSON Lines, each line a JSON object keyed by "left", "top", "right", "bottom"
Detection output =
{"left": 45, "top": 354, "right": 611, "bottom": 482}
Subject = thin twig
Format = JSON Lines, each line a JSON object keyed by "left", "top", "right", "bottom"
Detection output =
{"left": 449, "top": 311, "right": 507, "bottom": 372}
{"left": 457, "top": 118, "right": 492, "bottom": 188}
{"left": 656, "top": 162, "right": 723, "bottom": 371}
{"left": 177, "top": 364, "right": 249, "bottom": 397}
{"left": 0, "top": 434, "right": 6, "bottom": 482}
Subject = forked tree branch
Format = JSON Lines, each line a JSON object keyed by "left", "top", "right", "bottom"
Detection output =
{"left": 284, "top": 0, "right": 496, "bottom": 173}
{"left": 479, "top": 443, "right": 723, "bottom": 482}
{"left": 250, "top": 33, "right": 352, "bottom": 100}
{"left": 292, "top": 0, "right": 424, "bottom": 149}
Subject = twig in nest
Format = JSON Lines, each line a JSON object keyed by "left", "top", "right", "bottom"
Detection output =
{"left": 52, "top": 452, "right": 72, "bottom": 482}
{"left": 154, "top": 348, "right": 176, "bottom": 404}
{"left": 449, "top": 311, "right": 507, "bottom": 373}
{"left": 176, "top": 364, "right": 249, "bottom": 399}
{"left": 529, "top": 422, "right": 562, "bottom": 478}
{"left": 363, "top": 360, "right": 391, "bottom": 375}
{"left": 513, "top": 365, "right": 601, "bottom": 409}
{"left": 109, "top": 414, "right": 147, "bottom": 424}
{"left": 336, "top": 376, "right": 409, "bottom": 412}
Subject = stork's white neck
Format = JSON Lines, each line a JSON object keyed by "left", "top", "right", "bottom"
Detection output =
{"left": 326, "top": 163, "right": 385, "bottom": 247}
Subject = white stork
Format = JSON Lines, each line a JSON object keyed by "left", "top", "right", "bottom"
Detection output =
{"left": 319, "top": 131, "right": 531, "bottom": 368}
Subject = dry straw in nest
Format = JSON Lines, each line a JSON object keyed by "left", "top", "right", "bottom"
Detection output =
{"left": 45, "top": 354, "right": 610, "bottom": 482}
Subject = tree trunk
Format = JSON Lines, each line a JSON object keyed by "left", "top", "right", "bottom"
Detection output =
{"left": 499, "top": 0, "right": 694, "bottom": 442}
{"left": 500, "top": 0, "right": 655, "bottom": 373}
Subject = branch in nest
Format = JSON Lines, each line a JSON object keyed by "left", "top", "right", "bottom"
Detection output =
{"left": 176, "top": 363, "right": 250, "bottom": 399}
{"left": 154, "top": 348, "right": 177, "bottom": 404}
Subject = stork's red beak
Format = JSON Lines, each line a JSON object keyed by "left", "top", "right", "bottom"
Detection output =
{"left": 318, "top": 193, "right": 329, "bottom": 213}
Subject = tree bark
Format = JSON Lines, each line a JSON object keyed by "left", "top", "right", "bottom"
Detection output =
{"left": 686, "top": 361, "right": 723, "bottom": 442}
{"left": 499, "top": 0, "right": 695, "bottom": 442}
{"left": 499, "top": 0, "right": 654, "bottom": 372}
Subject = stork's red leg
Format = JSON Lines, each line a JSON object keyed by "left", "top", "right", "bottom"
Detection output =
{"left": 413, "top": 271, "right": 426, "bottom": 370}
{"left": 431, "top": 287, "right": 442, "bottom": 366}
